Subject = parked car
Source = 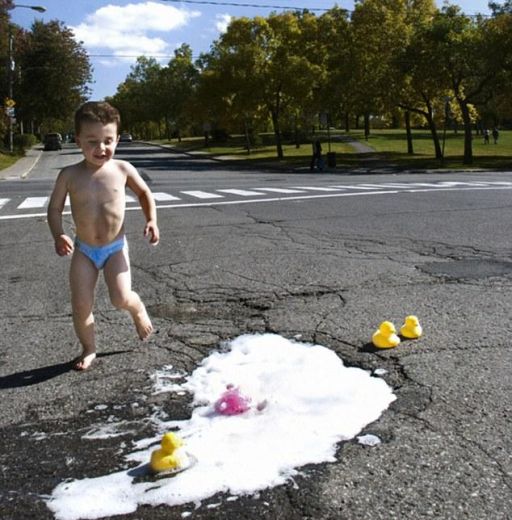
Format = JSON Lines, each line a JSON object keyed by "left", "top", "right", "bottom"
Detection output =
{"left": 119, "top": 132, "right": 133, "bottom": 143}
{"left": 44, "top": 133, "right": 62, "bottom": 151}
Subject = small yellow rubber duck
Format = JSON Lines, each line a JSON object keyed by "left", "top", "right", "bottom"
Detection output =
{"left": 372, "top": 321, "right": 401, "bottom": 349}
{"left": 400, "top": 315, "right": 423, "bottom": 339}
{"left": 150, "top": 432, "right": 186, "bottom": 472}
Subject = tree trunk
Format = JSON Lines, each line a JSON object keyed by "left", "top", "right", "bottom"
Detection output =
{"left": 405, "top": 110, "right": 413, "bottom": 154}
{"left": 425, "top": 108, "right": 442, "bottom": 160}
{"left": 458, "top": 100, "right": 473, "bottom": 165}
{"left": 244, "top": 119, "right": 251, "bottom": 155}
{"left": 364, "top": 113, "right": 370, "bottom": 140}
{"left": 294, "top": 114, "right": 300, "bottom": 149}
{"left": 345, "top": 112, "right": 350, "bottom": 132}
{"left": 271, "top": 109, "right": 283, "bottom": 159}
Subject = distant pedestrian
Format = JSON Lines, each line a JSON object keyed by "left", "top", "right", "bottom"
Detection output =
{"left": 484, "top": 129, "right": 490, "bottom": 144}
{"left": 310, "top": 139, "right": 324, "bottom": 172}
{"left": 492, "top": 127, "right": 499, "bottom": 144}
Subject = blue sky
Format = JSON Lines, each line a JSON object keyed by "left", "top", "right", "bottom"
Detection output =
{"left": 10, "top": 0, "right": 492, "bottom": 100}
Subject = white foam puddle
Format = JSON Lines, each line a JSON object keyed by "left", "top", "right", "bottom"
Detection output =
{"left": 47, "top": 334, "right": 395, "bottom": 520}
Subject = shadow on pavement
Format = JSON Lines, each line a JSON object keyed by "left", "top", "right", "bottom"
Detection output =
{"left": 0, "top": 350, "right": 130, "bottom": 389}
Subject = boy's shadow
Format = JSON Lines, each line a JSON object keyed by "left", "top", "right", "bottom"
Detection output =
{"left": 0, "top": 351, "right": 130, "bottom": 389}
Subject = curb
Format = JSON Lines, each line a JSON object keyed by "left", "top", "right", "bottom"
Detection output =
{"left": 0, "top": 147, "right": 43, "bottom": 180}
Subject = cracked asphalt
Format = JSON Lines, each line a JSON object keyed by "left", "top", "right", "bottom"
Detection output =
{"left": 2, "top": 153, "right": 512, "bottom": 519}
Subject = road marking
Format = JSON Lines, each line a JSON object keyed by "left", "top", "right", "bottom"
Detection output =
{"left": 153, "top": 192, "right": 181, "bottom": 201}
{"left": 254, "top": 187, "right": 306, "bottom": 194}
{"left": 3, "top": 183, "right": 512, "bottom": 221}
{"left": 291, "top": 186, "right": 344, "bottom": 191}
{"left": 181, "top": 190, "right": 224, "bottom": 199}
{"left": 17, "top": 196, "right": 48, "bottom": 209}
{"left": 330, "top": 185, "right": 382, "bottom": 190}
{"left": 217, "top": 189, "right": 265, "bottom": 196}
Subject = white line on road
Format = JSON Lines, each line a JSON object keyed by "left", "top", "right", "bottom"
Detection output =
{"left": 153, "top": 192, "right": 181, "bottom": 201}
{"left": 2, "top": 185, "right": 512, "bottom": 222}
{"left": 17, "top": 196, "right": 48, "bottom": 209}
{"left": 290, "top": 186, "right": 344, "bottom": 192}
{"left": 217, "top": 189, "right": 265, "bottom": 196}
{"left": 181, "top": 190, "right": 224, "bottom": 199}
{"left": 0, "top": 198, "right": 10, "bottom": 209}
{"left": 253, "top": 187, "right": 306, "bottom": 193}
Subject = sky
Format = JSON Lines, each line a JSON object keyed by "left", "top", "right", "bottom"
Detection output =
{"left": 10, "top": 0, "right": 493, "bottom": 102}
{"left": 46, "top": 333, "right": 396, "bottom": 519}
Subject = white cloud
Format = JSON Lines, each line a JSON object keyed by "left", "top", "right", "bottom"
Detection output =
{"left": 215, "top": 13, "right": 232, "bottom": 34}
{"left": 71, "top": 1, "right": 200, "bottom": 58}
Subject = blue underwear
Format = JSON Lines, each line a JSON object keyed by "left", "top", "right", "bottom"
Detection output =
{"left": 75, "top": 236, "right": 126, "bottom": 270}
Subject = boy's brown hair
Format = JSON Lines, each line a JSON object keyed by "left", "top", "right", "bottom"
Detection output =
{"left": 74, "top": 101, "right": 121, "bottom": 135}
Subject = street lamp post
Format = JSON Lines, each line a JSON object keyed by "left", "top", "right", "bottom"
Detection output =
{"left": 7, "top": 3, "right": 46, "bottom": 152}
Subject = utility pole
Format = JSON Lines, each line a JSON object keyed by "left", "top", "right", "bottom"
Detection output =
{"left": 8, "top": 26, "right": 14, "bottom": 152}
{"left": 6, "top": 4, "right": 47, "bottom": 152}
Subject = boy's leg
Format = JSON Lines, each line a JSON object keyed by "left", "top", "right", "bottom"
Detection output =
{"left": 70, "top": 249, "right": 99, "bottom": 370}
{"left": 103, "top": 246, "right": 153, "bottom": 340}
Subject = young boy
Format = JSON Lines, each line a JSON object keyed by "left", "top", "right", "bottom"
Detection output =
{"left": 47, "top": 101, "right": 160, "bottom": 371}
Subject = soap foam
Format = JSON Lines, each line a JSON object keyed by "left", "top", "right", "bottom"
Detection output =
{"left": 48, "top": 334, "right": 395, "bottom": 520}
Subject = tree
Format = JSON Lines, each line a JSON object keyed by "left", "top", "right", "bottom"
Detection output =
{"left": 350, "top": 0, "right": 413, "bottom": 138}
{"left": 202, "top": 12, "right": 321, "bottom": 159}
{"left": 394, "top": 0, "right": 449, "bottom": 158}
{"left": 16, "top": 20, "right": 91, "bottom": 132}
{"left": 158, "top": 44, "right": 199, "bottom": 140}
{"left": 426, "top": 6, "right": 512, "bottom": 164}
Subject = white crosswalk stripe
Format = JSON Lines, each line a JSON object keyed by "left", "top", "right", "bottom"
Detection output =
{"left": 181, "top": 190, "right": 224, "bottom": 199}
{"left": 217, "top": 189, "right": 265, "bottom": 196}
{"left": 253, "top": 187, "right": 305, "bottom": 194}
{"left": 153, "top": 192, "right": 181, "bottom": 201}
{"left": 0, "top": 198, "right": 10, "bottom": 209}
{"left": 17, "top": 196, "right": 48, "bottom": 209}
{"left": 329, "top": 185, "right": 381, "bottom": 190}
{"left": 292, "top": 186, "right": 344, "bottom": 192}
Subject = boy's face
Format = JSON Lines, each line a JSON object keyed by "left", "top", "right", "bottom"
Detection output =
{"left": 76, "top": 121, "right": 119, "bottom": 168}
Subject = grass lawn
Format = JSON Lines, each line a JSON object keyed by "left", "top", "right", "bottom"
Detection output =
{"left": 0, "top": 152, "right": 19, "bottom": 171}
{"left": 156, "top": 128, "right": 512, "bottom": 170}
{"left": 349, "top": 129, "right": 512, "bottom": 170}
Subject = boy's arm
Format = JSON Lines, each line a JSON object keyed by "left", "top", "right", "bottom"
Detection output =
{"left": 47, "top": 170, "right": 74, "bottom": 256}
{"left": 125, "top": 164, "right": 160, "bottom": 245}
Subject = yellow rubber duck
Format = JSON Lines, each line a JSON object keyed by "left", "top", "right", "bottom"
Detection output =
{"left": 372, "top": 321, "right": 400, "bottom": 349}
{"left": 400, "top": 315, "right": 423, "bottom": 339}
{"left": 150, "top": 432, "right": 186, "bottom": 472}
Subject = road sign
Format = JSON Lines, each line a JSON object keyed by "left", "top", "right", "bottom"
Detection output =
{"left": 4, "top": 98, "right": 15, "bottom": 108}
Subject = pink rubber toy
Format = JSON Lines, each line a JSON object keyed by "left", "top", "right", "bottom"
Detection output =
{"left": 214, "top": 385, "right": 251, "bottom": 415}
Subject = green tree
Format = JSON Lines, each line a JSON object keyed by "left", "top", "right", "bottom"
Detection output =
{"left": 426, "top": 6, "right": 512, "bottom": 164}
{"left": 202, "top": 12, "right": 321, "bottom": 158}
{"left": 16, "top": 20, "right": 91, "bottom": 132}
{"left": 350, "top": 0, "right": 413, "bottom": 138}
{"left": 110, "top": 57, "right": 162, "bottom": 138}
{"left": 158, "top": 44, "right": 199, "bottom": 140}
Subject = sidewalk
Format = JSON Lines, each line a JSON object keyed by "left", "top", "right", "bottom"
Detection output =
{"left": 0, "top": 146, "right": 43, "bottom": 180}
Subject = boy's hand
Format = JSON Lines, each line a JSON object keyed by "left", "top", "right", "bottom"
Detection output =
{"left": 55, "top": 234, "right": 74, "bottom": 256}
{"left": 144, "top": 220, "right": 160, "bottom": 245}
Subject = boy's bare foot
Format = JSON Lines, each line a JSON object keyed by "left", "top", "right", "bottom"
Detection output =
{"left": 73, "top": 351, "right": 96, "bottom": 371}
{"left": 133, "top": 306, "right": 153, "bottom": 341}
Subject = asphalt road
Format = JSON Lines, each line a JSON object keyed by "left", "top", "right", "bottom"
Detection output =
{"left": 2, "top": 143, "right": 512, "bottom": 519}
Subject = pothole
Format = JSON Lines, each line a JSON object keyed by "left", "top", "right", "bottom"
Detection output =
{"left": 419, "top": 259, "right": 512, "bottom": 280}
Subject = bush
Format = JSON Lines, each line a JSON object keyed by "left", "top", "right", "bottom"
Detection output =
{"left": 13, "top": 133, "right": 39, "bottom": 152}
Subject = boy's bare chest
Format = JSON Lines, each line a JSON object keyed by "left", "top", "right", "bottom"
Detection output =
{"left": 70, "top": 171, "right": 126, "bottom": 205}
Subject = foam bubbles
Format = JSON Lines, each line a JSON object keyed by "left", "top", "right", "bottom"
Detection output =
{"left": 47, "top": 334, "right": 395, "bottom": 520}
